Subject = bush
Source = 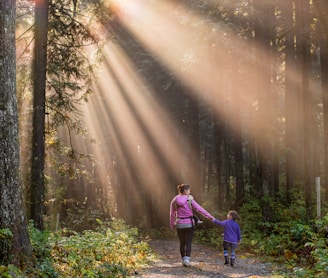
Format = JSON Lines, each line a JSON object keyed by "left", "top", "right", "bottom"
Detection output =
{"left": 1, "top": 219, "right": 155, "bottom": 277}
{"left": 49, "top": 218, "right": 154, "bottom": 277}
{"left": 194, "top": 226, "right": 222, "bottom": 246}
{"left": 28, "top": 222, "right": 58, "bottom": 277}
{"left": 301, "top": 214, "right": 328, "bottom": 278}
{"left": 0, "top": 264, "right": 22, "bottom": 278}
{"left": 239, "top": 193, "right": 328, "bottom": 277}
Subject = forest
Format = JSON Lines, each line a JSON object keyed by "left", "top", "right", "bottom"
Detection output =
{"left": 0, "top": 0, "right": 328, "bottom": 277}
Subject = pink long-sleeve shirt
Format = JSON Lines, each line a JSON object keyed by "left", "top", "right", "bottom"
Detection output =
{"left": 170, "top": 194, "right": 213, "bottom": 229}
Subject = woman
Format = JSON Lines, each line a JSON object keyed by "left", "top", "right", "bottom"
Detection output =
{"left": 170, "top": 183, "right": 214, "bottom": 267}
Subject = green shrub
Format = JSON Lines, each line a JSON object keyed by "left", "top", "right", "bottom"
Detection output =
{"left": 0, "top": 228, "right": 14, "bottom": 265}
{"left": 1, "top": 219, "right": 154, "bottom": 277}
{"left": 27, "top": 221, "right": 60, "bottom": 277}
{"left": 302, "top": 214, "right": 328, "bottom": 278}
{"left": 194, "top": 226, "right": 222, "bottom": 246}
{"left": 0, "top": 264, "right": 23, "bottom": 277}
{"left": 49, "top": 218, "right": 154, "bottom": 277}
{"left": 239, "top": 193, "right": 328, "bottom": 277}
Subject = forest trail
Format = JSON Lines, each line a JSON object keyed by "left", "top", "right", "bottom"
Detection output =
{"left": 136, "top": 239, "right": 286, "bottom": 278}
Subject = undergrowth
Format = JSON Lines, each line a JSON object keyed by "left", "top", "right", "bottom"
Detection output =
{"left": 238, "top": 194, "right": 328, "bottom": 278}
{"left": 1, "top": 193, "right": 327, "bottom": 278}
{"left": 0, "top": 219, "right": 155, "bottom": 277}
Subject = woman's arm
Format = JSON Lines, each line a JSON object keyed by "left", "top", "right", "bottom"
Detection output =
{"left": 191, "top": 199, "right": 214, "bottom": 220}
{"left": 169, "top": 197, "right": 177, "bottom": 229}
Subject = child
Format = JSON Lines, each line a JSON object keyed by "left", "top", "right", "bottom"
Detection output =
{"left": 212, "top": 210, "right": 241, "bottom": 267}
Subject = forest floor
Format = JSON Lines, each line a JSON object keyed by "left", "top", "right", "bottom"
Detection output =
{"left": 133, "top": 239, "right": 290, "bottom": 278}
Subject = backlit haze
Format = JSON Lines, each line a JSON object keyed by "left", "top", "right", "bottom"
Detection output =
{"left": 64, "top": 0, "right": 315, "bottom": 222}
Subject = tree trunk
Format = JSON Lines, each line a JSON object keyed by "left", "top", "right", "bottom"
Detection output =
{"left": 214, "top": 120, "right": 224, "bottom": 211}
{"left": 315, "top": 0, "right": 328, "bottom": 202}
{"left": 284, "top": 1, "right": 299, "bottom": 203}
{"left": 234, "top": 131, "right": 244, "bottom": 208}
{"left": 0, "top": 0, "right": 32, "bottom": 264}
{"left": 30, "top": 0, "right": 49, "bottom": 230}
{"left": 231, "top": 50, "right": 244, "bottom": 208}
{"left": 298, "top": 0, "right": 314, "bottom": 220}
{"left": 252, "top": 0, "right": 273, "bottom": 200}
{"left": 186, "top": 95, "right": 202, "bottom": 201}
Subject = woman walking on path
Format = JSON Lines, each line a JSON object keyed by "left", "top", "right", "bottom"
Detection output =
{"left": 170, "top": 183, "right": 214, "bottom": 267}
{"left": 212, "top": 210, "right": 241, "bottom": 267}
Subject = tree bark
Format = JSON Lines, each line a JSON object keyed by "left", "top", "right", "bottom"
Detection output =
{"left": 315, "top": 0, "right": 328, "bottom": 202}
{"left": 0, "top": 0, "right": 32, "bottom": 264}
{"left": 30, "top": 0, "right": 49, "bottom": 230}
{"left": 298, "top": 0, "right": 314, "bottom": 220}
{"left": 252, "top": 0, "right": 273, "bottom": 200}
{"left": 284, "top": 1, "right": 299, "bottom": 203}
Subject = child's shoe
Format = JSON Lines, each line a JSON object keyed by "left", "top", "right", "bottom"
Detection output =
{"left": 230, "top": 258, "right": 235, "bottom": 267}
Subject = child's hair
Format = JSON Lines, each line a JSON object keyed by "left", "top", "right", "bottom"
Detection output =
{"left": 229, "top": 210, "right": 240, "bottom": 221}
{"left": 177, "top": 183, "right": 190, "bottom": 194}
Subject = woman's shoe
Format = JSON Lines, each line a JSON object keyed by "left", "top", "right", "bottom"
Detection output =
{"left": 183, "top": 256, "right": 190, "bottom": 266}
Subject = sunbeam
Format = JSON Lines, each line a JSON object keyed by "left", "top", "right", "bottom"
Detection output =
{"left": 81, "top": 0, "right": 270, "bottom": 219}
{"left": 72, "top": 0, "right": 317, "bottom": 224}
{"left": 81, "top": 38, "right": 204, "bottom": 223}
{"left": 105, "top": 0, "right": 283, "bottom": 142}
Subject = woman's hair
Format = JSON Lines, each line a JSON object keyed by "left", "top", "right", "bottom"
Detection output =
{"left": 177, "top": 183, "right": 190, "bottom": 194}
{"left": 229, "top": 210, "right": 240, "bottom": 221}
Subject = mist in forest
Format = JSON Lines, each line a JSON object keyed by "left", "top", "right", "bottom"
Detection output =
{"left": 60, "top": 0, "right": 322, "bottom": 226}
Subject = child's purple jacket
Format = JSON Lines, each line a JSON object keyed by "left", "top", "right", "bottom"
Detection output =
{"left": 213, "top": 219, "right": 241, "bottom": 243}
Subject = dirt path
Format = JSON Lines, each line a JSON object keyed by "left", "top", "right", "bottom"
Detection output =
{"left": 136, "top": 239, "right": 286, "bottom": 278}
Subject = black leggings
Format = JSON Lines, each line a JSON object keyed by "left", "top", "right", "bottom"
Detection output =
{"left": 177, "top": 227, "right": 194, "bottom": 257}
